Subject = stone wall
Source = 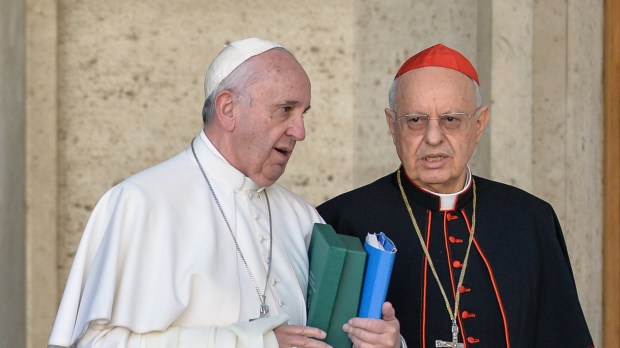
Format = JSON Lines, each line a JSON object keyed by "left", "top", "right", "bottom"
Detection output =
{"left": 0, "top": 0, "right": 25, "bottom": 346}
{"left": 8, "top": 0, "right": 606, "bottom": 346}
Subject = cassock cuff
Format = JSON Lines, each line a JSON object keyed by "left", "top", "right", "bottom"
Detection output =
{"left": 400, "top": 334, "right": 407, "bottom": 348}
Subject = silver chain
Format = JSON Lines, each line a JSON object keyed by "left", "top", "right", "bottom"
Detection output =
{"left": 191, "top": 138, "right": 273, "bottom": 318}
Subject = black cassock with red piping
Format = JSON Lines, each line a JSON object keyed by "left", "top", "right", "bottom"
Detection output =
{"left": 318, "top": 169, "right": 594, "bottom": 348}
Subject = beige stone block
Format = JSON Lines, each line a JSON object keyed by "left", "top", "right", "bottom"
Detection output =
{"left": 564, "top": 0, "right": 604, "bottom": 342}
{"left": 533, "top": 0, "right": 567, "bottom": 219}
{"left": 26, "top": 0, "right": 60, "bottom": 347}
{"left": 489, "top": 0, "right": 534, "bottom": 191}
{"left": 0, "top": 0, "right": 26, "bottom": 347}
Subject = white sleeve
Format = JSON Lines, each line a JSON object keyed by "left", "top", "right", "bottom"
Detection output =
{"left": 65, "top": 315, "right": 288, "bottom": 348}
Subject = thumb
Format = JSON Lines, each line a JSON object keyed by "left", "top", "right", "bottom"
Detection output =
{"left": 381, "top": 301, "right": 397, "bottom": 321}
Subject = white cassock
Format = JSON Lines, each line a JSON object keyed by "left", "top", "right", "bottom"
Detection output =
{"left": 48, "top": 131, "right": 324, "bottom": 348}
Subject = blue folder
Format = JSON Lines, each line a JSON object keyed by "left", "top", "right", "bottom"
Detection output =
{"left": 358, "top": 232, "right": 397, "bottom": 319}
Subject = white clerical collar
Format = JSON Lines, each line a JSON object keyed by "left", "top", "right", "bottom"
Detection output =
{"left": 420, "top": 168, "right": 472, "bottom": 211}
{"left": 197, "top": 131, "right": 264, "bottom": 192}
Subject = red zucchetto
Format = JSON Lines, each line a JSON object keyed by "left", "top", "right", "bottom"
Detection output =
{"left": 394, "top": 44, "right": 479, "bottom": 84}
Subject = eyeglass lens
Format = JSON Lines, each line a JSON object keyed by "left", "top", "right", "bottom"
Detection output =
{"left": 401, "top": 113, "right": 470, "bottom": 134}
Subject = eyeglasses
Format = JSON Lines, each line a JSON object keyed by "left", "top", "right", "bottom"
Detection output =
{"left": 392, "top": 108, "right": 480, "bottom": 135}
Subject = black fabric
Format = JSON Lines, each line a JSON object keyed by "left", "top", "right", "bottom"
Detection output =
{"left": 317, "top": 170, "right": 594, "bottom": 348}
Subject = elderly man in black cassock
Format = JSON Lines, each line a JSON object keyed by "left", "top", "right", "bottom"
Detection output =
{"left": 318, "top": 44, "right": 594, "bottom": 348}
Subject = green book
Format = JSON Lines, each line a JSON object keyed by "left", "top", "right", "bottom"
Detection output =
{"left": 326, "top": 234, "right": 366, "bottom": 348}
{"left": 307, "top": 223, "right": 367, "bottom": 348}
{"left": 307, "top": 223, "right": 347, "bottom": 331}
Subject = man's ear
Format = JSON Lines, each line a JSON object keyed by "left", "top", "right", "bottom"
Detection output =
{"left": 475, "top": 105, "right": 489, "bottom": 143}
{"left": 385, "top": 108, "right": 398, "bottom": 144}
{"left": 214, "top": 90, "right": 236, "bottom": 131}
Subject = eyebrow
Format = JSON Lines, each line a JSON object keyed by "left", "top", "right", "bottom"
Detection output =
{"left": 278, "top": 100, "right": 311, "bottom": 113}
{"left": 402, "top": 110, "right": 471, "bottom": 116}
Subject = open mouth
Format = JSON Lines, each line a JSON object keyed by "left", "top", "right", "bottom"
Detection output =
{"left": 274, "top": 146, "right": 291, "bottom": 157}
{"left": 424, "top": 155, "right": 446, "bottom": 162}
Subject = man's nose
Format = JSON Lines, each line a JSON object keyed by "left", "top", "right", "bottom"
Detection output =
{"left": 287, "top": 114, "right": 306, "bottom": 141}
{"left": 424, "top": 118, "right": 444, "bottom": 144}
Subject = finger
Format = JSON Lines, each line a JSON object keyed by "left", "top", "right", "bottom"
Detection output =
{"left": 291, "top": 336, "right": 333, "bottom": 348}
{"left": 345, "top": 317, "right": 384, "bottom": 334}
{"left": 343, "top": 312, "right": 400, "bottom": 347}
{"left": 345, "top": 323, "right": 399, "bottom": 348}
{"left": 275, "top": 331, "right": 332, "bottom": 348}
{"left": 344, "top": 321, "right": 379, "bottom": 341}
{"left": 280, "top": 325, "right": 327, "bottom": 340}
{"left": 381, "top": 302, "right": 397, "bottom": 321}
{"left": 347, "top": 302, "right": 399, "bottom": 332}
{"left": 274, "top": 324, "right": 330, "bottom": 348}
{"left": 347, "top": 333, "right": 364, "bottom": 348}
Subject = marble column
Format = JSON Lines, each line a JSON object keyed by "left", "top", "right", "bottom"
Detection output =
{"left": 0, "top": 0, "right": 26, "bottom": 346}
{"left": 25, "top": 0, "right": 59, "bottom": 347}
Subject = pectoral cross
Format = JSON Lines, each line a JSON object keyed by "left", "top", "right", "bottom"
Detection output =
{"left": 435, "top": 322, "right": 464, "bottom": 348}
{"left": 259, "top": 302, "right": 269, "bottom": 318}
{"left": 250, "top": 297, "right": 270, "bottom": 321}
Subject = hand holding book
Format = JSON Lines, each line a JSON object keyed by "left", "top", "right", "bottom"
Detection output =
{"left": 358, "top": 232, "right": 397, "bottom": 319}
{"left": 307, "top": 224, "right": 397, "bottom": 347}
{"left": 307, "top": 224, "right": 366, "bottom": 347}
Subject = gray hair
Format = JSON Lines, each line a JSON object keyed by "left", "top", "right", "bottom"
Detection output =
{"left": 388, "top": 77, "right": 483, "bottom": 116}
{"left": 202, "top": 47, "right": 288, "bottom": 126}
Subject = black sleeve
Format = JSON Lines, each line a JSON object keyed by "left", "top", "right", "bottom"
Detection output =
{"left": 534, "top": 207, "right": 594, "bottom": 347}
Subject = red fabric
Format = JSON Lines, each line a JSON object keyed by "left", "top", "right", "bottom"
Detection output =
{"left": 395, "top": 44, "right": 480, "bottom": 84}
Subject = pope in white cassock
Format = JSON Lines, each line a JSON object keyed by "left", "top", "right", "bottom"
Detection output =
{"left": 48, "top": 38, "right": 333, "bottom": 348}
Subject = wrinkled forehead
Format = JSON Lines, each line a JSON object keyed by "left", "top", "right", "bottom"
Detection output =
{"left": 244, "top": 50, "right": 311, "bottom": 102}
{"left": 245, "top": 50, "right": 310, "bottom": 88}
{"left": 396, "top": 66, "right": 477, "bottom": 111}
{"left": 249, "top": 49, "right": 306, "bottom": 75}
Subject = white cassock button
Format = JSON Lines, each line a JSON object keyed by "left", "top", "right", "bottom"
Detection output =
{"left": 254, "top": 214, "right": 261, "bottom": 220}
{"left": 278, "top": 299, "right": 284, "bottom": 307}
{"left": 270, "top": 278, "right": 278, "bottom": 286}
{"left": 258, "top": 234, "right": 266, "bottom": 242}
